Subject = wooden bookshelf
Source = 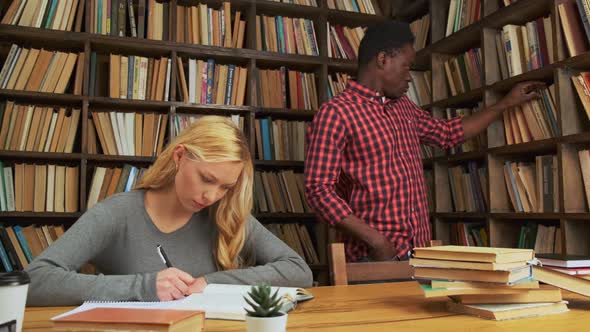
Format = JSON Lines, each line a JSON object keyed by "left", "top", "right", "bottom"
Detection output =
{"left": 0, "top": 0, "right": 396, "bottom": 284}
{"left": 405, "top": 0, "right": 590, "bottom": 256}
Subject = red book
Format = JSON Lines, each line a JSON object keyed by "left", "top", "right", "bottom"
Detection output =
{"left": 53, "top": 308, "right": 204, "bottom": 331}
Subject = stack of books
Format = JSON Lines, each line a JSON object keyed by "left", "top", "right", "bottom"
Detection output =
{"left": 410, "top": 246, "right": 569, "bottom": 320}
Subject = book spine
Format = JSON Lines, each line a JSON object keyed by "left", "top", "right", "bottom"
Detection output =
{"left": 206, "top": 59, "right": 215, "bottom": 104}
{"left": 13, "top": 226, "right": 33, "bottom": 263}
{"left": 225, "top": 64, "right": 235, "bottom": 105}
{"left": 128, "top": 0, "right": 137, "bottom": 37}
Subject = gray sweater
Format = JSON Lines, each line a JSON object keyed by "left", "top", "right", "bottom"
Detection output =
{"left": 25, "top": 190, "right": 313, "bottom": 306}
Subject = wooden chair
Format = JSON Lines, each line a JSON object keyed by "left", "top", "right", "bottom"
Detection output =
{"left": 328, "top": 240, "right": 442, "bottom": 286}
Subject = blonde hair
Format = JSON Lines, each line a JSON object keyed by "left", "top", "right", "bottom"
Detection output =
{"left": 136, "top": 116, "right": 253, "bottom": 270}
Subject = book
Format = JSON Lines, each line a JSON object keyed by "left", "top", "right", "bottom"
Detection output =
{"left": 412, "top": 246, "right": 534, "bottom": 263}
{"left": 53, "top": 284, "right": 313, "bottom": 321}
{"left": 537, "top": 254, "right": 590, "bottom": 268}
{"left": 446, "top": 301, "right": 569, "bottom": 320}
{"left": 413, "top": 265, "right": 532, "bottom": 285}
{"left": 449, "top": 285, "right": 563, "bottom": 304}
{"left": 410, "top": 257, "right": 527, "bottom": 271}
{"left": 420, "top": 284, "right": 537, "bottom": 298}
{"left": 430, "top": 279, "right": 540, "bottom": 289}
{"left": 52, "top": 308, "right": 204, "bottom": 331}
{"left": 533, "top": 265, "right": 590, "bottom": 297}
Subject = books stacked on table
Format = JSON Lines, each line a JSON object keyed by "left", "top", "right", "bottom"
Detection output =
{"left": 410, "top": 246, "right": 569, "bottom": 320}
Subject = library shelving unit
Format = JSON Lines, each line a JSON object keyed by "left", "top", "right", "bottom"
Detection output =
{"left": 394, "top": 0, "right": 590, "bottom": 256}
{"left": 0, "top": 0, "right": 394, "bottom": 285}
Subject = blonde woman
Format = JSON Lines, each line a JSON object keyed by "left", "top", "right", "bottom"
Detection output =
{"left": 26, "top": 116, "right": 312, "bottom": 306}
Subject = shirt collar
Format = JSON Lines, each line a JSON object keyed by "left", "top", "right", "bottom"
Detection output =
{"left": 347, "top": 80, "right": 391, "bottom": 104}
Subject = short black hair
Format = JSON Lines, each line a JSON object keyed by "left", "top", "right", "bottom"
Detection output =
{"left": 358, "top": 20, "right": 415, "bottom": 69}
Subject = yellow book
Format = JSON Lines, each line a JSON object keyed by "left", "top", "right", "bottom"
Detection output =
{"left": 413, "top": 246, "right": 534, "bottom": 263}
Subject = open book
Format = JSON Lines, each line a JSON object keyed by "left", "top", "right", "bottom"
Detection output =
{"left": 52, "top": 284, "right": 313, "bottom": 321}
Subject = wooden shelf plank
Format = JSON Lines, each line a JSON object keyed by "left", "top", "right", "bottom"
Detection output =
{"left": 175, "top": 103, "right": 253, "bottom": 114}
{"left": 0, "top": 89, "right": 84, "bottom": 105}
{"left": 255, "top": 212, "right": 316, "bottom": 222}
{"left": 561, "top": 132, "right": 590, "bottom": 145}
{"left": 489, "top": 138, "right": 558, "bottom": 156}
{"left": 255, "top": 107, "right": 316, "bottom": 118}
{"left": 89, "top": 97, "right": 173, "bottom": 110}
{"left": 85, "top": 154, "right": 156, "bottom": 163}
{"left": 254, "top": 160, "right": 304, "bottom": 168}
{"left": 446, "top": 150, "right": 487, "bottom": 163}
{"left": 434, "top": 212, "right": 487, "bottom": 219}
{"left": 431, "top": 88, "right": 483, "bottom": 108}
{"left": 327, "top": 59, "right": 357, "bottom": 73}
{"left": 0, "top": 212, "right": 81, "bottom": 219}
{"left": 488, "top": 65, "right": 555, "bottom": 93}
{"left": 483, "top": 0, "right": 551, "bottom": 30}
{"left": 0, "top": 151, "right": 83, "bottom": 161}
{"left": 490, "top": 212, "right": 562, "bottom": 220}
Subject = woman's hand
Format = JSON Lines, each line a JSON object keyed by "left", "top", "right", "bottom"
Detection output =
{"left": 188, "top": 276, "right": 208, "bottom": 294}
{"left": 156, "top": 268, "right": 195, "bottom": 301}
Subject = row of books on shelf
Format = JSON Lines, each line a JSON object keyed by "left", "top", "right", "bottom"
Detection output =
{"left": 176, "top": 3, "right": 246, "bottom": 48}
{"left": 0, "top": 102, "right": 80, "bottom": 153}
{"left": 495, "top": 18, "right": 556, "bottom": 80}
{"left": 177, "top": 58, "right": 248, "bottom": 106}
{"left": 253, "top": 170, "right": 310, "bottom": 213}
{"left": 265, "top": 223, "right": 320, "bottom": 265}
{"left": 448, "top": 163, "right": 488, "bottom": 213}
{"left": 255, "top": 67, "right": 319, "bottom": 110}
{"left": 1, "top": 0, "right": 84, "bottom": 32}
{"left": 90, "top": 111, "right": 167, "bottom": 157}
{"left": 327, "top": 0, "right": 378, "bottom": 14}
{"left": 89, "top": 0, "right": 168, "bottom": 40}
{"left": 105, "top": 54, "right": 171, "bottom": 101}
{"left": 267, "top": 0, "right": 318, "bottom": 7}
{"left": 444, "top": 105, "right": 486, "bottom": 154}
{"left": 0, "top": 44, "right": 84, "bottom": 94}
{"left": 517, "top": 223, "right": 562, "bottom": 254}
{"left": 0, "top": 224, "right": 65, "bottom": 272}
{"left": 256, "top": 15, "right": 319, "bottom": 56}
{"left": 444, "top": 48, "right": 482, "bottom": 97}
{"left": 255, "top": 118, "right": 307, "bottom": 161}
{"left": 449, "top": 222, "right": 489, "bottom": 247}
{"left": 503, "top": 86, "right": 557, "bottom": 145}
{"left": 504, "top": 156, "right": 558, "bottom": 213}
{"left": 558, "top": 0, "right": 590, "bottom": 57}
{"left": 327, "top": 72, "right": 350, "bottom": 99}
{"left": 407, "top": 70, "right": 431, "bottom": 106}
{"left": 327, "top": 24, "right": 365, "bottom": 60}
{"left": 0, "top": 162, "right": 79, "bottom": 213}
{"left": 87, "top": 164, "right": 146, "bottom": 209}
{"left": 445, "top": 0, "right": 482, "bottom": 37}
{"left": 410, "top": 14, "right": 430, "bottom": 51}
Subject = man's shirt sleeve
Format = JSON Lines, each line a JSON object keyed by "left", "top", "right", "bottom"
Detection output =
{"left": 304, "top": 106, "right": 353, "bottom": 225}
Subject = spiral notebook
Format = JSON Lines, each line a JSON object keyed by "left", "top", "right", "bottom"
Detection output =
{"left": 52, "top": 284, "right": 313, "bottom": 321}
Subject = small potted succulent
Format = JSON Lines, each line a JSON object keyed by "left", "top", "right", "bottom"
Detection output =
{"left": 244, "top": 284, "right": 288, "bottom": 332}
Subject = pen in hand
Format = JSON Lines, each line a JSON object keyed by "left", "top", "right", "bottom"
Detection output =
{"left": 156, "top": 244, "right": 174, "bottom": 268}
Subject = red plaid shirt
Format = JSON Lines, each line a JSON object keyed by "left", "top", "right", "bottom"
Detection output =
{"left": 305, "top": 81, "right": 464, "bottom": 261}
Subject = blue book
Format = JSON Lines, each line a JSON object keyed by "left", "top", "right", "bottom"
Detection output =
{"left": 13, "top": 226, "right": 33, "bottom": 263}
{"left": 259, "top": 118, "right": 272, "bottom": 161}
{"left": 206, "top": 59, "right": 215, "bottom": 104}
{"left": 0, "top": 240, "right": 13, "bottom": 272}
{"left": 124, "top": 167, "right": 137, "bottom": 192}
{"left": 98, "top": 0, "right": 103, "bottom": 33}
{"left": 127, "top": 55, "right": 135, "bottom": 99}
{"left": 225, "top": 65, "right": 235, "bottom": 105}
{"left": 0, "top": 161, "right": 6, "bottom": 211}
{"left": 350, "top": 0, "right": 359, "bottom": 12}
{"left": 276, "top": 17, "right": 285, "bottom": 53}
{"left": 540, "top": 89, "right": 558, "bottom": 136}
{"left": 44, "top": 0, "right": 58, "bottom": 29}
{"left": 576, "top": 0, "right": 590, "bottom": 44}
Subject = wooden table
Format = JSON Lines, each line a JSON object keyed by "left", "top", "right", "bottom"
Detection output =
{"left": 23, "top": 282, "right": 590, "bottom": 331}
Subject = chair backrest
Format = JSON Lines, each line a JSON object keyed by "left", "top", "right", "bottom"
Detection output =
{"left": 328, "top": 243, "right": 415, "bottom": 285}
